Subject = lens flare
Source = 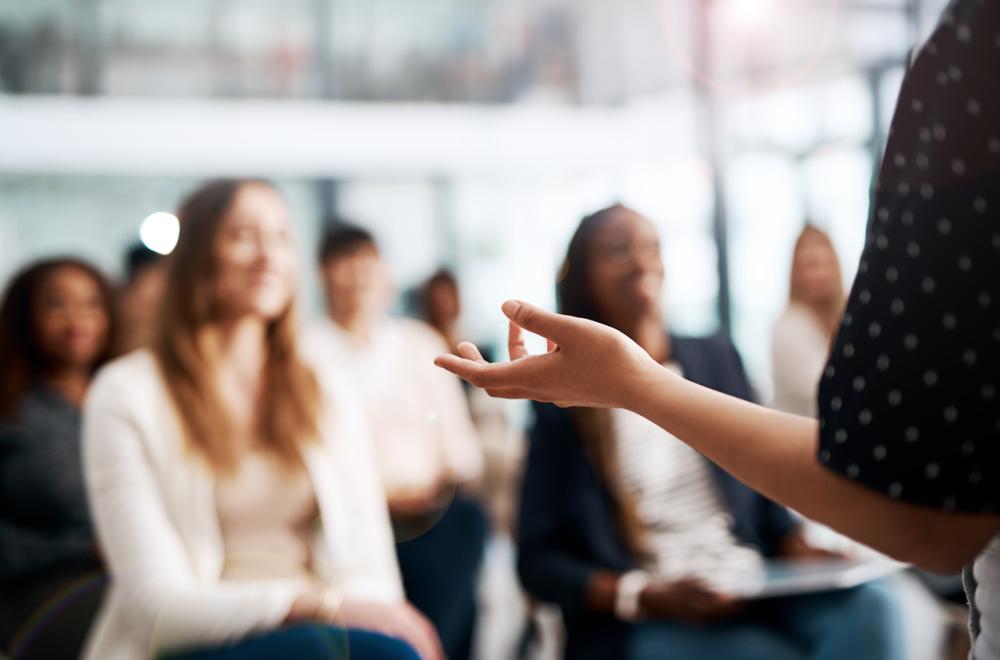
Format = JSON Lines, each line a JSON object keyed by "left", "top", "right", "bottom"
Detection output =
{"left": 660, "top": 0, "right": 839, "bottom": 95}
{"left": 139, "top": 212, "right": 180, "bottom": 255}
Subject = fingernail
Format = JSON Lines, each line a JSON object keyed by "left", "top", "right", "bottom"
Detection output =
{"left": 502, "top": 300, "right": 521, "bottom": 317}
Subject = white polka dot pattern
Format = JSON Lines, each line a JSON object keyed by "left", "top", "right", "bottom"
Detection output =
{"left": 817, "top": 0, "right": 1000, "bottom": 516}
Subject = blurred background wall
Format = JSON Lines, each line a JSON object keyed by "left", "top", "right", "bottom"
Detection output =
{"left": 0, "top": 0, "right": 951, "bottom": 396}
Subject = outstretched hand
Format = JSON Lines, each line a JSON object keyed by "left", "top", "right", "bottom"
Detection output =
{"left": 434, "top": 300, "right": 662, "bottom": 410}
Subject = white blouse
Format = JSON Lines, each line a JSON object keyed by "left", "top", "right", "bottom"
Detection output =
{"left": 771, "top": 304, "right": 832, "bottom": 419}
{"left": 81, "top": 350, "right": 403, "bottom": 660}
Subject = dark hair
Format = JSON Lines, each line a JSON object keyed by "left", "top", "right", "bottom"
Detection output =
{"left": 318, "top": 223, "right": 377, "bottom": 265}
{"left": 557, "top": 203, "right": 650, "bottom": 560}
{"left": 421, "top": 267, "right": 458, "bottom": 310}
{"left": 124, "top": 242, "right": 164, "bottom": 284}
{"left": 556, "top": 203, "right": 629, "bottom": 323}
{"left": 0, "top": 258, "right": 118, "bottom": 418}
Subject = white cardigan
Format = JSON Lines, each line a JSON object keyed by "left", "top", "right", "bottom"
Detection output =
{"left": 81, "top": 350, "right": 403, "bottom": 660}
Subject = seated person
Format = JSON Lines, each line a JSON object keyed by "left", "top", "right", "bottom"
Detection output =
{"left": 118, "top": 242, "right": 167, "bottom": 353}
{"left": 306, "top": 226, "right": 487, "bottom": 660}
{"left": 0, "top": 258, "right": 117, "bottom": 660}
{"left": 81, "top": 180, "right": 441, "bottom": 660}
{"left": 420, "top": 268, "right": 525, "bottom": 535}
{"left": 518, "top": 205, "right": 905, "bottom": 660}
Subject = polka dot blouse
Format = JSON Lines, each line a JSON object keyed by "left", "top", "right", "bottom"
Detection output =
{"left": 818, "top": 0, "right": 1000, "bottom": 514}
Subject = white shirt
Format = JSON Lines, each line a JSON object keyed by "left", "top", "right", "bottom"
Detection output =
{"left": 611, "top": 363, "right": 763, "bottom": 591}
{"left": 771, "top": 304, "right": 832, "bottom": 419}
{"left": 973, "top": 538, "right": 1000, "bottom": 660}
{"left": 81, "top": 350, "right": 403, "bottom": 660}
{"left": 304, "top": 317, "right": 483, "bottom": 498}
{"left": 771, "top": 305, "right": 888, "bottom": 558}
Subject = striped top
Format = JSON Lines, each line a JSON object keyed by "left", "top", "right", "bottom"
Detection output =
{"left": 611, "top": 363, "right": 763, "bottom": 591}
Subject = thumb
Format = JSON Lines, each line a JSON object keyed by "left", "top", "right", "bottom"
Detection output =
{"left": 501, "top": 300, "right": 576, "bottom": 344}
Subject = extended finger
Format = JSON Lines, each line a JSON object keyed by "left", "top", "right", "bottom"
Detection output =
{"left": 508, "top": 320, "right": 529, "bottom": 360}
{"left": 501, "top": 300, "right": 579, "bottom": 345}
{"left": 456, "top": 341, "right": 486, "bottom": 362}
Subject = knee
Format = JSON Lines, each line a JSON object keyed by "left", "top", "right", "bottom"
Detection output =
{"left": 348, "top": 630, "right": 422, "bottom": 660}
{"left": 843, "top": 581, "right": 904, "bottom": 628}
{"left": 834, "top": 581, "right": 907, "bottom": 657}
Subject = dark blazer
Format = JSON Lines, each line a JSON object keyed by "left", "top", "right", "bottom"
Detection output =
{"left": 516, "top": 334, "right": 799, "bottom": 660}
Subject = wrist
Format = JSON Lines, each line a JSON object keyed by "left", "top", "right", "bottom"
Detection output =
{"left": 626, "top": 359, "right": 673, "bottom": 417}
{"left": 614, "top": 570, "right": 651, "bottom": 622}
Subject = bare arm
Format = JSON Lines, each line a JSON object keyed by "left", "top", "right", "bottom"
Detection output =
{"left": 435, "top": 301, "right": 1000, "bottom": 573}
{"left": 632, "top": 365, "right": 998, "bottom": 573}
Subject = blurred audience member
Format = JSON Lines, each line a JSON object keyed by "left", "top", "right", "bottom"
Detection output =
{"left": 420, "top": 268, "right": 525, "bottom": 534}
{"left": 771, "top": 225, "right": 845, "bottom": 418}
{"left": 0, "top": 258, "right": 116, "bottom": 660}
{"left": 81, "top": 180, "right": 441, "bottom": 660}
{"left": 421, "top": 268, "right": 463, "bottom": 353}
{"left": 307, "top": 226, "right": 486, "bottom": 660}
{"left": 518, "top": 205, "right": 905, "bottom": 660}
{"left": 118, "top": 242, "right": 167, "bottom": 353}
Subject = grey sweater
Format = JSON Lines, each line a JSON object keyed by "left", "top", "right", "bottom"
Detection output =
{"left": 0, "top": 386, "right": 95, "bottom": 582}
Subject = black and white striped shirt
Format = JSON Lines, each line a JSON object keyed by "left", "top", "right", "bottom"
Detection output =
{"left": 612, "top": 363, "right": 763, "bottom": 590}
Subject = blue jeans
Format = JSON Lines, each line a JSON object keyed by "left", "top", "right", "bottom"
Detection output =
{"left": 395, "top": 494, "right": 488, "bottom": 660}
{"left": 161, "top": 624, "right": 420, "bottom": 660}
{"left": 627, "top": 582, "right": 907, "bottom": 660}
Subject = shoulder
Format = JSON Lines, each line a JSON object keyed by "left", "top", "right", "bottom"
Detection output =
{"left": 87, "top": 350, "right": 163, "bottom": 410}
{"left": 773, "top": 305, "right": 820, "bottom": 340}
{"left": 310, "top": 364, "right": 370, "bottom": 445}
{"left": 392, "top": 318, "right": 449, "bottom": 353}
{"left": 301, "top": 318, "right": 346, "bottom": 359}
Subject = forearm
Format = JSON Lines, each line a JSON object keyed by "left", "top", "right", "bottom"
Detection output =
{"left": 629, "top": 365, "right": 999, "bottom": 572}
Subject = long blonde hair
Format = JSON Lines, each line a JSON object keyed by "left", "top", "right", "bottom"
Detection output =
{"left": 789, "top": 224, "right": 846, "bottom": 338}
{"left": 153, "top": 179, "right": 321, "bottom": 474}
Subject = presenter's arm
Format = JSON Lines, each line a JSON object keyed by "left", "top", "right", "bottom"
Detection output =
{"left": 435, "top": 301, "right": 1000, "bottom": 573}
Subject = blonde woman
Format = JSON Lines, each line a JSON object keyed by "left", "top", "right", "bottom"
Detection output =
{"left": 772, "top": 225, "right": 845, "bottom": 419}
{"left": 82, "top": 179, "right": 442, "bottom": 660}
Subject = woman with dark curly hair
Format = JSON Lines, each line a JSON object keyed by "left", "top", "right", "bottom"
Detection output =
{"left": 0, "top": 257, "right": 117, "bottom": 660}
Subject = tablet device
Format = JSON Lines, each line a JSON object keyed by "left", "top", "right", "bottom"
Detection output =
{"left": 718, "top": 558, "right": 905, "bottom": 599}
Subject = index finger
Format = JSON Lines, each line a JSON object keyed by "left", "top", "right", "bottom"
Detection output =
{"left": 502, "top": 300, "right": 579, "bottom": 345}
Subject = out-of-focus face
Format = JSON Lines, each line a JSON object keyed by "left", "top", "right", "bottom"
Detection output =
{"left": 121, "top": 263, "right": 167, "bottom": 347}
{"left": 586, "top": 209, "right": 665, "bottom": 325}
{"left": 212, "top": 183, "right": 298, "bottom": 322}
{"left": 426, "top": 279, "right": 460, "bottom": 328}
{"left": 35, "top": 266, "right": 110, "bottom": 370}
{"left": 793, "top": 233, "right": 840, "bottom": 305}
{"left": 321, "top": 245, "right": 391, "bottom": 324}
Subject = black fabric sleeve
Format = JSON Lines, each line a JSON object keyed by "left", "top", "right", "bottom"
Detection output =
{"left": 817, "top": 0, "right": 1000, "bottom": 513}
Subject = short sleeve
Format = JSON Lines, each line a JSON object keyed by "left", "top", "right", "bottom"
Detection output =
{"left": 817, "top": 0, "right": 1000, "bottom": 514}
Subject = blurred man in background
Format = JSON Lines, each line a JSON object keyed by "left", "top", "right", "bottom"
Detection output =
{"left": 118, "top": 242, "right": 166, "bottom": 353}
{"left": 306, "top": 224, "right": 487, "bottom": 660}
